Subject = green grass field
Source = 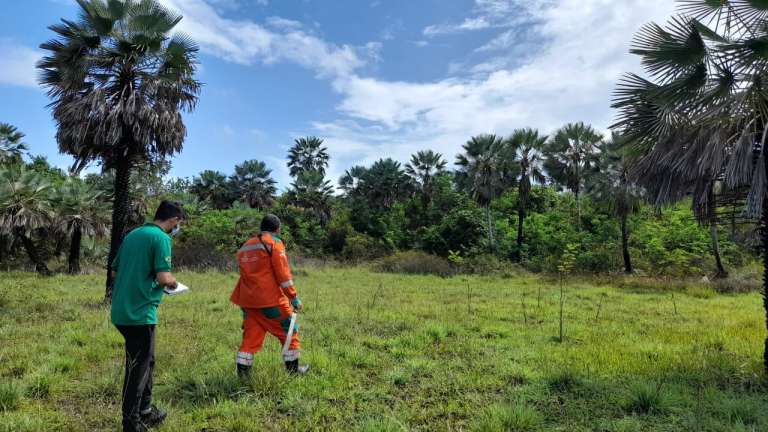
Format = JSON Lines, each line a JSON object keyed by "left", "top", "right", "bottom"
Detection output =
{"left": 1, "top": 268, "right": 766, "bottom": 431}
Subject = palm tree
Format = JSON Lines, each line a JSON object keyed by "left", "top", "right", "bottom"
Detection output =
{"left": 0, "top": 123, "right": 28, "bottom": 165}
{"left": 0, "top": 167, "right": 54, "bottom": 275}
{"left": 230, "top": 160, "right": 277, "bottom": 209}
{"left": 612, "top": 0, "right": 768, "bottom": 369}
{"left": 339, "top": 165, "right": 367, "bottom": 196}
{"left": 544, "top": 123, "right": 602, "bottom": 222}
{"left": 287, "top": 136, "right": 330, "bottom": 178}
{"left": 405, "top": 150, "right": 447, "bottom": 208}
{"left": 288, "top": 170, "right": 335, "bottom": 225}
{"left": 191, "top": 170, "right": 233, "bottom": 210}
{"left": 38, "top": 0, "right": 201, "bottom": 300}
{"left": 504, "top": 128, "right": 547, "bottom": 262}
{"left": 53, "top": 179, "right": 110, "bottom": 274}
{"left": 361, "top": 158, "right": 414, "bottom": 210}
{"left": 456, "top": 134, "right": 515, "bottom": 251}
{"left": 588, "top": 134, "right": 644, "bottom": 274}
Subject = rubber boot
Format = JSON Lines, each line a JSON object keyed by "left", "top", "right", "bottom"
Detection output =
{"left": 140, "top": 405, "right": 167, "bottom": 428}
{"left": 285, "top": 360, "right": 309, "bottom": 375}
{"left": 237, "top": 364, "right": 251, "bottom": 378}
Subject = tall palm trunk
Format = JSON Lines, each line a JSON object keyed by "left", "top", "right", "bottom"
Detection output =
{"left": 68, "top": 224, "right": 82, "bottom": 275}
{"left": 515, "top": 180, "right": 527, "bottom": 263}
{"left": 17, "top": 229, "right": 50, "bottom": 276}
{"left": 485, "top": 205, "right": 494, "bottom": 252}
{"left": 620, "top": 212, "right": 632, "bottom": 274}
{"left": 421, "top": 178, "right": 432, "bottom": 210}
{"left": 105, "top": 157, "right": 132, "bottom": 301}
{"left": 711, "top": 224, "right": 727, "bottom": 278}
{"left": 762, "top": 193, "right": 768, "bottom": 373}
{"left": 707, "top": 182, "right": 727, "bottom": 278}
{"left": 575, "top": 186, "right": 581, "bottom": 226}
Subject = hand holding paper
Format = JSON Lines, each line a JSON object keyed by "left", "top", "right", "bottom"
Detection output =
{"left": 164, "top": 282, "right": 190, "bottom": 296}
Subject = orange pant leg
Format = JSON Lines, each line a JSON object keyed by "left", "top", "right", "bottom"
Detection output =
{"left": 251, "top": 303, "right": 301, "bottom": 361}
{"left": 237, "top": 309, "right": 267, "bottom": 366}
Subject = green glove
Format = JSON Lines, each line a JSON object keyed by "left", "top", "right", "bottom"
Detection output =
{"left": 291, "top": 298, "right": 302, "bottom": 310}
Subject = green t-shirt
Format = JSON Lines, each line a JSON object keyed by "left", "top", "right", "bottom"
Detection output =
{"left": 110, "top": 223, "right": 173, "bottom": 325}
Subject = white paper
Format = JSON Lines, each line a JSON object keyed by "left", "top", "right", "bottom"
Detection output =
{"left": 164, "top": 282, "right": 190, "bottom": 296}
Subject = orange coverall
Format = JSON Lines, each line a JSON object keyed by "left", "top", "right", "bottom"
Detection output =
{"left": 230, "top": 232, "right": 301, "bottom": 365}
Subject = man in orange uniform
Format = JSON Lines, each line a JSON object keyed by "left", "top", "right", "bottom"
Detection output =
{"left": 230, "top": 214, "right": 309, "bottom": 376}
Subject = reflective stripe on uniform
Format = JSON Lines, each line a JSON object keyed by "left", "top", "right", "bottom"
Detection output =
{"left": 236, "top": 351, "right": 254, "bottom": 366}
{"left": 239, "top": 243, "right": 271, "bottom": 253}
{"left": 282, "top": 349, "right": 300, "bottom": 362}
{"left": 280, "top": 280, "right": 294, "bottom": 288}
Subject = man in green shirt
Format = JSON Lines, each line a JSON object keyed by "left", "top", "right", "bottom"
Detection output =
{"left": 111, "top": 201, "right": 184, "bottom": 432}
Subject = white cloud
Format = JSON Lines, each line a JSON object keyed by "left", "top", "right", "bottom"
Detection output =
{"left": 205, "top": 0, "right": 267, "bottom": 8}
{"left": 159, "top": 0, "right": 370, "bottom": 79}
{"left": 0, "top": 40, "right": 41, "bottom": 89}
{"left": 475, "top": 28, "right": 518, "bottom": 52}
{"left": 265, "top": 16, "right": 303, "bottom": 30}
{"left": 423, "top": 0, "right": 544, "bottom": 37}
{"left": 311, "top": 0, "right": 677, "bottom": 184}
{"left": 423, "top": 17, "right": 492, "bottom": 36}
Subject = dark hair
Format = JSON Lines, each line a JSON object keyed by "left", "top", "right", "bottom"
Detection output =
{"left": 154, "top": 200, "right": 185, "bottom": 222}
{"left": 260, "top": 214, "right": 281, "bottom": 232}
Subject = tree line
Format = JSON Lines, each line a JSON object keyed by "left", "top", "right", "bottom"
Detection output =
{"left": 6, "top": 0, "right": 767, "bottom": 369}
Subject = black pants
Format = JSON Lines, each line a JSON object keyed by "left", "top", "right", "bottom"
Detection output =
{"left": 116, "top": 325, "right": 156, "bottom": 425}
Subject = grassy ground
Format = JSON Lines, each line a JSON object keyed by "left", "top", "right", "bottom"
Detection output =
{"left": 0, "top": 268, "right": 766, "bottom": 431}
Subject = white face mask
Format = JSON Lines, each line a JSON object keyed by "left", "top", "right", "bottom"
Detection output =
{"left": 170, "top": 225, "right": 180, "bottom": 237}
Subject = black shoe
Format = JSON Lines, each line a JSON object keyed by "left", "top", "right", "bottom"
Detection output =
{"left": 140, "top": 405, "right": 167, "bottom": 428}
{"left": 285, "top": 360, "right": 310, "bottom": 375}
{"left": 123, "top": 420, "right": 148, "bottom": 432}
{"left": 237, "top": 364, "right": 252, "bottom": 378}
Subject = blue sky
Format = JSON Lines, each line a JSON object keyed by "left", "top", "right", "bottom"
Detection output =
{"left": 0, "top": 0, "right": 677, "bottom": 190}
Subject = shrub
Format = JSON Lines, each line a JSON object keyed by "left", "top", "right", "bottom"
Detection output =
{"left": 178, "top": 208, "right": 266, "bottom": 254}
{"left": 173, "top": 241, "right": 237, "bottom": 271}
{"left": 717, "top": 396, "right": 761, "bottom": 426}
{"left": 358, "top": 417, "right": 407, "bottom": 432}
{"left": 459, "top": 254, "right": 521, "bottom": 277}
{"left": 594, "top": 417, "right": 643, "bottom": 432}
{"left": 546, "top": 369, "right": 582, "bottom": 393}
{"left": 0, "top": 381, "right": 20, "bottom": 411}
{"left": 622, "top": 382, "right": 674, "bottom": 415}
{"left": 341, "top": 233, "right": 392, "bottom": 262}
{"left": 420, "top": 208, "right": 485, "bottom": 257}
{"left": 169, "top": 370, "right": 244, "bottom": 405}
{"left": 712, "top": 266, "right": 762, "bottom": 294}
{"left": 24, "top": 375, "right": 51, "bottom": 399}
{"left": 475, "top": 403, "right": 544, "bottom": 432}
{"left": 373, "top": 251, "right": 453, "bottom": 277}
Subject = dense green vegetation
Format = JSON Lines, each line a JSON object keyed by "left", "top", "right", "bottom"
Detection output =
{"left": 0, "top": 128, "right": 756, "bottom": 280}
{"left": 2, "top": 270, "right": 767, "bottom": 431}
{"left": 2, "top": 0, "right": 759, "bottom": 284}
{"left": 4, "top": 1, "right": 768, "bottom": 430}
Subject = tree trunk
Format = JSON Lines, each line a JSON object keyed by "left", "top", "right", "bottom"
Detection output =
{"left": 575, "top": 186, "right": 582, "bottom": 230}
{"left": 17, "top": 230, "right": 50, "bottom": 276}
{"left": 515, "top": 183, "right": 526, "bottom": 263}
{"left": 486, "top": 205, "right": 494, "bottom": 253}
{"left": 762, "top": 194, "right": 768, "bottom": 373}
{"left": 711, "top": 224, "right": 727, "bottom": 279}
{"left": 707, "top": 182, "right": 728, "bottom": 278}
{"left": 105, "top": 157, "right": 132, "bottom": 301}
{"left": 68, "top": 225, "right": 82, "bottom": 275}
{"left": 54, "top": 233, "right": 66, "bottom": 258}
{"left": 620, "top": 212, "right": 632, "bottom": 274}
